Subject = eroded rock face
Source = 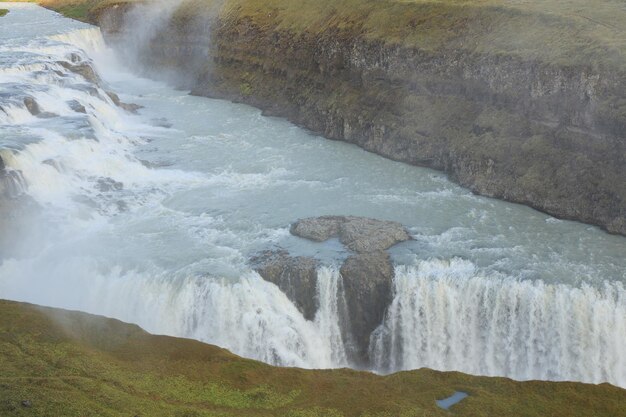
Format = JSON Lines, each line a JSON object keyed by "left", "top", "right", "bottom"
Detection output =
{"left": 340, "top": 251, "right": 394, "bottom": 364}
{"left": 289, "top": 216, "right": 341, "bottom": 242}
{"left": 67, "top": 99, "right": 87, "bottom": 114}
{"left": 105, "top": 91, "right": 143, "bottom": 114}
{"left": 101, "top": 6, "right": 626, "bottom": 235}
{"left": 251, "top": 216, "right": 407, "bottom": 364}
{"left": 58, "top": 60, "right": 101, "bottom": 84}
{"left": 250, "top": 250, "right": 319, "bottom": 321}
{"left": 290, "top": 216, "right": 410, "bottom": 253}
{"left": 23, "top": 97, "right": 40, "bottom": 115}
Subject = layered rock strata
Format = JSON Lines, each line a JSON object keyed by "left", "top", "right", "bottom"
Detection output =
{"left": 96, "top": 3, "right": 626, "bottom": 235}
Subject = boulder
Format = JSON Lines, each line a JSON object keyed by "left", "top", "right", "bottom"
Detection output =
{"left": 67, "top": 100, "right": 87, "bottom": 114}
{"left": 250, "top": 250, "right": 319, "bottom": 321}
{"left": 59, "top": 61, "right": 100, "bottom": 84}
{"left": 290, "top": 215, "right": 410, "bottom": 253}
{"left": 106, "top": 91, "right": 143, "bottom": 114}
{"left": 289, "top": 215, "right": 342, "bottom": 241}
{"left": 340, "top": 251, "right": 394, "bottom": 364}
{"left": 23, "top": 97, "right": 40, "bottom": 115}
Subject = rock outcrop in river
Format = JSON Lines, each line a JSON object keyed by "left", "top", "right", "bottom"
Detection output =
{"left": 252, "top": 216, "right": 410, "bottom": 364}
{"left": 251, "top": 249, "right": 319, "bottom": 321}
{"left": 290, "top": 216, "right": 410, "bottom": 253}
{"left": 93, "top": 0, "right": 626, "bottom": 235}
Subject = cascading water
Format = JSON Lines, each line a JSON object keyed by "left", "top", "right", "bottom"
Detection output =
{"left": 370, "top": 259, "right": 626, "bottom": 386}
{"left": 0, "top": 3, "right": 625, "bottom": 388}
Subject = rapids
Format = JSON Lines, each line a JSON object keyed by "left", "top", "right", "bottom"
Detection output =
{"left": 0, "top": 3, "right": 624, "bottom": 387}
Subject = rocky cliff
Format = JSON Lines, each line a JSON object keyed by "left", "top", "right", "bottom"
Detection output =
{"left": 90, "top": 0, "right": 626, "bottom": 234}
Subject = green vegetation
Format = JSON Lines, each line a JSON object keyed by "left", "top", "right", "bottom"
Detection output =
{"left": 0, "top": 299, "right": 624, "bottom": 416}
{"left": 0, "top": 8, "right": 8, "bottom": 16}
{"left": 33, "top": 0, "right": 626, "bottom": 71}
{"left": 28, "top": 0, "right": 134, "bottom": 22}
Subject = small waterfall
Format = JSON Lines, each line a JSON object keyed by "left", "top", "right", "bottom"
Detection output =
{"left": 370, "top": 258, "right": 626, "bottom": 387}
{"left": 49, "top": 28, "right": 108, "bottom": 54}
{"left": 314, "top": 267, "right": 348, "bottom": 367}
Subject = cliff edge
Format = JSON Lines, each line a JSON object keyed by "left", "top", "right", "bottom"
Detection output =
{"left": 41, "top": 0, "right": 626, "bottom": 233}
{"left": 1, "top": 299, "right": 625, "bottom": 416}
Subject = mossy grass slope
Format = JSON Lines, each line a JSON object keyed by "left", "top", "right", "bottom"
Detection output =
{"left": 34, "top": 0, "right": 626, "bottom": 72}
{"left": 1, "top": 299, "right": 625, "bottom": 416}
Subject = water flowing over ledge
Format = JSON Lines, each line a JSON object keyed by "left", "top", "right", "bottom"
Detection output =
{"left": 371, "top": 260, "right": 626, "bottom": 386}
{"left": 0, "top": 3, "right": 625, "bottom": 390}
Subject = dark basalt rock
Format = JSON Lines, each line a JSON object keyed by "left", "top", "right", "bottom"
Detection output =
{"left": 23, "top": 97, "right": 40, "bottom": 115}
{"left": 290, "top": 215, "right": 410, "bottom": 253}
{"left": 340, "top": 250, "right": 394, "bottom": 364}
{"left": 106, "top": 91, "right": 143, "bottom": 114}
{"left": 106, "top": 91, "right": 121, "bottom": 105}
{"left": 42, "top": 159, "right": 62, "bottom": 171}
{"left": 118, "top": 102, "right": 143, "bottom": 113}
{"left": 289, "top": 216, "right": 341, "bottom": 242}
{"left": 67, "top": 99, "right": 87, "bottom": 114}
{"left": 250, "top": 249, "right": 319, "bottom": 321}
{"left": 107, "top": 7, "right": 626, "bottom": 235}
{"left": 252, "top": 215, "right": 407, "bottom": 364}
{"left": 59, "top": 60, "right": 101, "bottom": 84}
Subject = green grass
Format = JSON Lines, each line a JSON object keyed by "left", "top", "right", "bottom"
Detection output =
{"left": 31, "top": 0, "right": 626, "bottom": 72}
{"left": 0, "top": 8, "right": 9, "bottom": 16}
{"left": 0, "top": 299, "right": 624, "bottom": 416}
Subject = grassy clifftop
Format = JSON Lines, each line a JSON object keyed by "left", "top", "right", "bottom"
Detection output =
{"left": 35, "top": 0, "right": 626, "bottom": 71}
{"left": 1, "top": 299, "right": 625, "bottom": 416}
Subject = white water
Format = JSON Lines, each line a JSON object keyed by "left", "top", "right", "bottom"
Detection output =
{"left": 371, "top": 259, "right": 626, "bottom": 386}
{"left": 0, "top": 4, "right": 625, "bottom": 387}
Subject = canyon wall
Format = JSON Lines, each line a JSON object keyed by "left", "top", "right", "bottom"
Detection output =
{"left": 96, "top": 1, "right": 625, "bottom": 234}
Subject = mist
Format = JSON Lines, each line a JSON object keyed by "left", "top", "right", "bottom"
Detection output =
{"left": 0, "top": 1, "right": 624, "bottom": 390}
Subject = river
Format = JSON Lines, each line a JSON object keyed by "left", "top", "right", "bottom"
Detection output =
{"left": 0, "top": 3, "right": 624, "bottom": 387}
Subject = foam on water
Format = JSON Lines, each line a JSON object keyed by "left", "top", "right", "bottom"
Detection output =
{"left": 0, "top": 3, "right": 625, "bottom": 388}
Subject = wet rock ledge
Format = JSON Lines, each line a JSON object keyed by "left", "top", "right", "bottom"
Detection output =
{"left": 252, "top": 216, "right": 410, "bottom": 364}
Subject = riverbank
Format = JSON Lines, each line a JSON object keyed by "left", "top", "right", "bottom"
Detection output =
{"left": 35, "top": 0, "right": 626, "bottom": 235}
{"left": 1, "top": 299, "right": 624, "bottom": 417}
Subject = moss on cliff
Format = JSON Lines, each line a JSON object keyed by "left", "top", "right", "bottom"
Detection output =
{"left": 33, "top": 0, "right": 626, "bottom": 234}
{"left": 1, "top": 299, "right": 625, "bottom": 416}
{"left": 215, "top": 0, "right": 626, "bottom": 70}
{"left": 36, "top": 0, "right": 626, "bottom": 72}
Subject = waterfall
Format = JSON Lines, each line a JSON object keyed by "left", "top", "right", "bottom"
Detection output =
{"left": 370, "top": 258, "right": 626, "bottom": 387}
{"left": 1, "top": 3, "right": 625, "bottom": 390}
{"left": 314, "top": 267, "right": 349, "bottom": 367}
{"left": 49, "top": 27, "right": 108, "bottom": 54}
{"left": 0, "top": 256, "right": 348, "bottom": 369}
